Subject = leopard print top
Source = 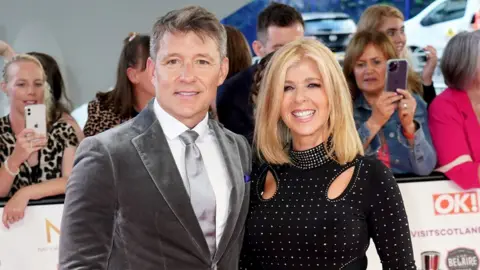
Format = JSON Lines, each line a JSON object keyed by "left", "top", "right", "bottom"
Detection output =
{"left": 83, "top": 95, "right": 133, "bottom": 137}
{"left": 0, "top": 115, "right": 79, "bottom": 197}
{"left": 83, "top": 94, "right": 216, "bottom": 137}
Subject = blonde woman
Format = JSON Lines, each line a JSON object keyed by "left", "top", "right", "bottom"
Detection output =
{"left": 357, "top": 4, "right": 437, "bottom": 105}
{"left": 0, "top": 54, "right": 79, "bottom": 229}
{"left": 239, "top": 38, "right": 415, "bottom": 269}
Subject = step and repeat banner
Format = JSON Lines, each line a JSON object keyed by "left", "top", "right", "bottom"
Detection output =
{"left": 0, "top": 204, "right": 62, "bottom": 270}
{"left": 367, "top": 180, "right": 480, "bottom": 270}
{"left": 0, "top": 180, "right": 479, "bottom": 269}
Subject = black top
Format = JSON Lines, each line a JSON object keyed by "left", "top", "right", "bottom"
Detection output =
{"left": 239, "top": 142, "right": 416, "bottom": 270}
{"left": 423, "top": 83, "right": 437, "bottom": 107}
{"left": 216, "top": 65, "right": 257, "bottom": 144}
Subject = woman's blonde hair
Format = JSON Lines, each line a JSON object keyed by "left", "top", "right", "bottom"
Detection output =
{"left": 254, "top": 38, "right": 364, "bottom": 165}
{"left": 357, "top": 4, "right": 404, "bottom": 33}
{"left": 357, "top": 4, "right": 419, "bottom": 72}
{"left": 3, "top": 54, "right": 55, "bottom": 128}
{"left": 343, "top": 31, "right": 423, "bottom": 97}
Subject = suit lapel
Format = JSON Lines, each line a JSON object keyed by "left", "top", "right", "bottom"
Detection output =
{"left": 210, "top": 120, "right": 245, "bottom": 262}
{"left": 131, "top": 102, "right": 211, "bottom": 261}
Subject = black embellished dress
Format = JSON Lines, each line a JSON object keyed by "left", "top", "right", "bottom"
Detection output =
{"left": 239, "top": 142, "right": 416, "bottom": 270}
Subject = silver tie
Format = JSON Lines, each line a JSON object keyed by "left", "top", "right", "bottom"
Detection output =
{"left": 179, "top": 130, "right": 217, "bottom": 257}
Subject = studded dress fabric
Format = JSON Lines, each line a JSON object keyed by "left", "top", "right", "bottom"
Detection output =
{"left": 239, "top": 142, "right": 416, "bottom": 270}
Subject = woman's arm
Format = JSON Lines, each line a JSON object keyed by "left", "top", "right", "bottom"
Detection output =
{"left": 0, "top": 40, "right": 15, "bottom": 61}
{"left": 367, "top": 160, "right": 416, "bottom": 269}
{"left": 357, "top": 119, "right": 383, "bottom": 153}
{"left": 396, "top": 94, "right": 437, "bottom": 175}
{"left": 0, "top": 157, "right": 19, "bottom": 197}
{"left": 19, "top": 145, "right": 76, "bottom": 200}
{"left": 429, "top": 96, "right": 480, "bottom": 189}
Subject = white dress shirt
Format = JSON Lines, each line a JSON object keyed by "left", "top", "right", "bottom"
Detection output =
{"left": 153, "top": 100, "right": 231, "bottom": 247}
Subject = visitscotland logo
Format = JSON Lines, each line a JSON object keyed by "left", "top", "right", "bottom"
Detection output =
{"left": 433, "top": 192, "right": 479, "bottom": 215}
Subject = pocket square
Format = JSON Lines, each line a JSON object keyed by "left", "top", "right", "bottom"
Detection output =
{"left": 244, "top": 175, "right": 251, "bottom": 183}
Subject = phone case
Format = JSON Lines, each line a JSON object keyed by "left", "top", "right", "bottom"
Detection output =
{"left": 25, "top": 104, "right": 47, "bottom": 135}
{"left": 385, "top": 59, "right": 408, "bottom": 92}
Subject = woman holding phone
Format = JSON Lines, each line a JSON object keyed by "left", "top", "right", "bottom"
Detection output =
{"left": 0, "top": 54, "right": 79, "bottom": 229}
{"left": 343, "top": 31, "right": 436, "bottom": 175}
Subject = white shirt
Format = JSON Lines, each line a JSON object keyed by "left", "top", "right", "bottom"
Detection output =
{"left": 153, "top": 100, "right": 231, "bottom": 247}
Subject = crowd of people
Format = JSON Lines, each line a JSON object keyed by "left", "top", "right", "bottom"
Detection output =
{"left": 0, "top": 2, "right": 479, "bottom": 270}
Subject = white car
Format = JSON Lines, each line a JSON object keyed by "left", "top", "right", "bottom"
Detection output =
{"left": 405, "top": 0, "right": 480, "bottom": 92}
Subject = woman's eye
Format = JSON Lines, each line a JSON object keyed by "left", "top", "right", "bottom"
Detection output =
{"left": 284, "top": 85, "right": 294, "bottom": 91}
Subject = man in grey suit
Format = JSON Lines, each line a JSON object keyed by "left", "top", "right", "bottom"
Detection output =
{"left": 59, "top": 6, "right": 251, "bottom": 270}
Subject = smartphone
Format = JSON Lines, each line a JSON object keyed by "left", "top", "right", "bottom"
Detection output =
{"left": 25, "top": 104, "right": 47, "bottom": 135}
{"left": 385, "top": 59, "right": 408, "bottom": 92}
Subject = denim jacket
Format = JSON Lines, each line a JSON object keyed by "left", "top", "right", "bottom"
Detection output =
{"left": 353, "top": 93, "right": 437, "bottom": 175}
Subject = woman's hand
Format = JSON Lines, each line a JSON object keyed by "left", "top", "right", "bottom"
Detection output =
{"left": 396, "top": 89, "right": 417, "bottom": 134}
{"left": 0, "top": 40, "right": 15, "bottom": 60}
{"left": 9, "top": 129, "right": 47, "bottom": 169}
{"left": 369, "top": 91, "right": 403, "bottom": 128}
{"left": 2, "top": 188, "right": 31, "bottom": 229}
{"left": 421, "top": 45, "right": 438, "bottom": 86}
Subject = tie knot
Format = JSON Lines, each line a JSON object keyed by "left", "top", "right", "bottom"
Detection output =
{"left": 179, "top": 130, "right": 199, "bottom": 145}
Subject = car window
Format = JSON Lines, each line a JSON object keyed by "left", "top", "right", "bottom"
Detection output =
{"left": 421, "top": 0, "right": 467, "bottom": 26}
{"left": 304, "top": 18, "right": 356, "bottom": 33}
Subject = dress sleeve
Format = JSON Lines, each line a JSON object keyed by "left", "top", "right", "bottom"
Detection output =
{"left": 83, "top": 100, "right": 100, "bottom": 137}
{"left": 396, "top": 95, "right": 437, "bottom": 176}
{"left": 366, "top": 159, "right": 416, "bottom": 269}
{"left": 422, "top": 83, "right": 436, "bottom": 107}
{"left": 428, "top": 96, "right": 480, "bottom": 189}
{"left": 51, "top": 122, "right": 79, "bottom": 149}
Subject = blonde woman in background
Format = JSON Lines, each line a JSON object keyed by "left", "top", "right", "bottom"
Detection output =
{"left": 240, "top": 38, "right": 415, "bottom": 269}
{"left": 357, "top": 4, "right": 438, "bottom": 105}
{"left": 0, "top": 40, "right": 84, "bottom": 140}
{"left": 0, "top": 54, "right": 79, "bottom": 229}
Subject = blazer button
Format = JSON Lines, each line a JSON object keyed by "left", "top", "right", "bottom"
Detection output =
{"left": 395, "top": 159, "right": 400, "bottom": 164}
{"left": 389, "top": 132, "right": 395, "bottom": 138}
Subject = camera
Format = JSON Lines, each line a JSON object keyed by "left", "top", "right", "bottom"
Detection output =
{"left": 388, "top": 61, "right": 399, "bottom": 72}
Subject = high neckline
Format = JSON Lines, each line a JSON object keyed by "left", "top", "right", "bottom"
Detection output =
{"left": 289, "top": 139, "right": 334, "bottom": 169}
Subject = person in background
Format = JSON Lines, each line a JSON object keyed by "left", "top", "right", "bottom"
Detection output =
{"left": 343, "top": 31, "right": 436, "bottom": 175}
{"left": 240, "top": 38, "right": 415, "bottom": 269}
{"left": 83, "top": 32, "right": 154, "bottom": 137}
{"left": 27, "top": 52, "right": 84, "bottom": 141}
{"left": 0, "top": 54, "right": 78, "bottom": 228}
{"left": 0, "top": 41, "right": 84, "bottom": 140}
{"left": 210, "top": 25, "right": 252, "bottom": 119}
{"left": 225, "top": 25, "right": 252, "bottom": 80}
{"left": 357, "top": 4, "right": 438, "bottom": 105}
{"left": 429, "top": 31, "right": 480, "bottom": 189}
{"left": 249, "top": 51, "right": 274, "bottom": 110}
{"left": 216, "top": 2, "right": 304, "bottom": 143}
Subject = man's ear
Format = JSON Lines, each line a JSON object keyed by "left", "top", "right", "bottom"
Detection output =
{"left": 252, "top": 40, "right": 264, "bottom": 57}
{"left": 147, "top": 57, "right": 156, "bottom": 85}
{"left": 217, "top": 57, "right": 229, "bottom": 86}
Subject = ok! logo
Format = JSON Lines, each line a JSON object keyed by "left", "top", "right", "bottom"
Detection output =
{"left": 433, "top": 191, "right": 479, "bottom": 215}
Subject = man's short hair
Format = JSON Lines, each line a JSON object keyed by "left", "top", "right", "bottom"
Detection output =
{"left": 150, "top": 6, "right": 227, "bottom": 60}
{"left": 256, "top": 3, "right": 304, "bottom": 42}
